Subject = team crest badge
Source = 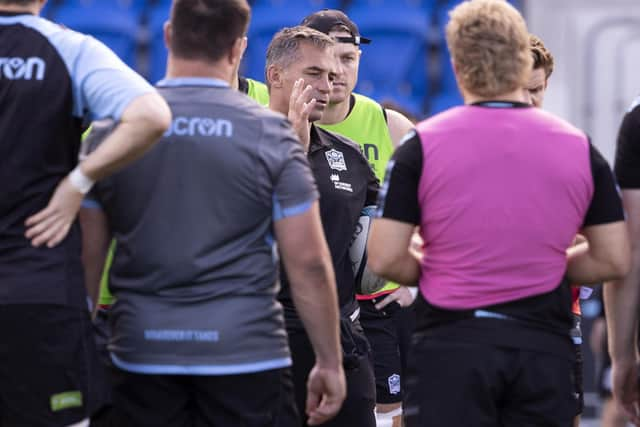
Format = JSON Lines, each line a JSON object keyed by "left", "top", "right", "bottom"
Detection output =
{"left": 325, "top": 149, "right": 347, "bottom": 171}
{"left": 388, "top": 373, "right": 401, "bottom": 395}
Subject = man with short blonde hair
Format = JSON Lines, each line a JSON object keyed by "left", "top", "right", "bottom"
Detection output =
{"left": 446, "top": 0, "right": 531, "bottom": 99}
{"left": 368, "top": 1, "right": 630, "bottom": 425}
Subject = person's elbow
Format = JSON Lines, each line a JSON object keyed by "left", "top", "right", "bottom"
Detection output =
{"left": 602, "top": 246, "right": 632, "bottom": 281}
{"left": 140, "top": 92, "right": 172, "bottom": 137}
{"left": 125, "top": 92, "right": 172, "bottom": 140}
{"left": 367, "top": 244, "right": 396, "bottom": 279}
{"left": 609, "top": 253, "right": 631, "bottom": 281}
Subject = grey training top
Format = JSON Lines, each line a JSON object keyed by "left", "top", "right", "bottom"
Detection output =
{"left": 86, "top": 77, "right": 318, "bottom": 375}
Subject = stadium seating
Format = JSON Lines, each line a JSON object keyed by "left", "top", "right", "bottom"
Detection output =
{"left": 345, "top": 0, "right": 436, "bottom": 13}
{"left": 242, "top": 2, "right": 341, "bottom": 81}
{"left": 49, "top": 0, "right": 142, "bottom": 69}
{"left": 40, "top": 0, "right": 523, "bottom": 117}
{"left": 147, "top": 0, "right": 172, "bottom": 83}
{"left": 348, "top": 4, "right": 432, "bottom": 116}
{"left": 250, "top": 0, "right": 342, "bottom": 8}
{"left": 40, "top": 0, "right": 55, "bottom": 19}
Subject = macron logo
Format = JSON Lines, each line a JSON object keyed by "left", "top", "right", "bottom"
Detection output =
{"left": 164, "top": 116, "right": 233, "bottom": 138}
{"left": 0, "top": 57, "right": 45, "bottom": 80}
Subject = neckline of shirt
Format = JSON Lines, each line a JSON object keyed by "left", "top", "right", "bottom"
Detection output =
{"left": 470, "top": 101, "right": 531, "bottom": 109}
{"left": 156, "top": 77, "right": 229, "bottom": 88}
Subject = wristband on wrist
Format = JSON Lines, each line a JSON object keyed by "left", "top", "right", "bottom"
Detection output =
{"left": 408, "top": 286, "right": 419, "bottom": 299}
{"left": 68, "top": 165, "right": 95, "bottom": 194}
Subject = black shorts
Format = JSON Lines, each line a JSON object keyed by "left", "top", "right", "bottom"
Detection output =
{"left": 107, "top": 367, "right": 299, "bottom": 427}
{"left": 0, "top": 304, "right": 107, "bottom": 427}
{"left": 404, "top": 333, "right": 577, "bottom": 427}
{"left": 359, "top": 298, "right": 404, "bottom": 404}
{"left": 287, "top": 317, "right": 376, "bottom": 427}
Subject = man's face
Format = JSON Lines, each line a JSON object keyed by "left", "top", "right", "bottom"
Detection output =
{"left": 281, "top": 42, "right": 337, "bottom": 122}
{"left": 327, "top": 30, "right": 360, "bottom": 105}
{"left": 525, "top": 67, "right": 548, "bottom": 108}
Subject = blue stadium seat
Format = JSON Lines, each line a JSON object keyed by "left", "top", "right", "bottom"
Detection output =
{"left": 151, "top": 0, "right": 342, "bottom": 83}
{"left": 50, "top": 0, "right": 141, "bottom": 68}
{"left": 348, "top": 5, "right": 431, "bottom": 116}
{"left": 40, "top": 1, "right": 56, "bottom": 19}
{"left": 147, "top": 0, "right": 172, "bottom": 83}
{"left": 242, "top": 3, "right": 331, "bottom": 81}
{"left": 250, "top": 0, "right": 342, "bottom": 8}
{"left": 346, "top": 0, "right": 436, "bottom": 13}
{"left": 429, "top": 91, "right": 462, "bottom": 116}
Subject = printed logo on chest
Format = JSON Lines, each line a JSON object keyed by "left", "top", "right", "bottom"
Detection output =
{"left": 325, "top": 149, "right": 347, "bottom": 171}
{"left": 0, "top": 57, "right": 45, "bottom": 80}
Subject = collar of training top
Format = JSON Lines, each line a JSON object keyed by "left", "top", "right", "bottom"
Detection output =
{"left": 309, "top": 125, "right": 335, "bottom": 153}
{"left": 301, "top": 9, "right": 371, "bottom": 46}
{"left": 156, "top": 77, "right": 229, "bottom": 88}
{"left": 471, "top": 101, "right": 532, "bottom": 108}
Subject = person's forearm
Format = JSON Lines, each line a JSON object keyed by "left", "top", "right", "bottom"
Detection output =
{"left": 368, "top": 250, "right": 420, "bottom": 286}
{"left": 288, "top": 258, "right": 342, "bottom": 368}
{"left": 566, "top": 246, "right": 629, "bottom": 284}
{"left": 605, "top": 279, "right": 639, "bottom": 363}
{"left": 78, "top": 208, "right": 110, "bottom": 310}
{"left": 604, "top": 248, "right": 640, "bottom": 362}
{"left": 567, "top": 222, "right": 630, "bottom": 284}
{"left": 80, "top": 93, "right": 171, "bottom": 181}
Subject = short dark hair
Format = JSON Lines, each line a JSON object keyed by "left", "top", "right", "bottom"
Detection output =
{"left": 265, "top": 26, "right": 334, "bottom": 88}
{"left": 170, "top": 0, "right": 250, "bottom": 62}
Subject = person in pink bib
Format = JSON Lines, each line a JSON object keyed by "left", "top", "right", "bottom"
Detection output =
{"left": 366, "top": 1, "right": 630, "bottom": 425}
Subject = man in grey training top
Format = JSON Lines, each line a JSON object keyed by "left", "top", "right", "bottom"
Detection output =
{"left": 80, "top": 1, "right": 346, "bottom": 426}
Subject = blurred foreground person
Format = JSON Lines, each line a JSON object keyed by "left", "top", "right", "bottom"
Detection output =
{"left": 0, "top": 0, "right": 170, "bottom": 425}
{"left": 603, "top": 91, "right": 640, "bottom": 425}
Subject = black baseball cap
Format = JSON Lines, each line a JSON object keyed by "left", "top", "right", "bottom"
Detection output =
{"left": 300, "top": 9, "right": 371, "bottom": 46}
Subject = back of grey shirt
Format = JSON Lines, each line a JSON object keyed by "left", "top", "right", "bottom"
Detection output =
{"left": 88, "top": 78, "right": 318, "bottom": 374}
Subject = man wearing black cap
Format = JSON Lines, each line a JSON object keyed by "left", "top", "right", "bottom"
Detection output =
{"left": 301, "top": 9, "right": 415, "bottom": 427}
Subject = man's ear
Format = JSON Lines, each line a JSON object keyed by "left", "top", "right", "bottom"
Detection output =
{"left": 163, "top": 21, "right": 172, "bottom": 50}
{"left": 229, "top": 37, "right": 246, "bottom": 66}
{"left": 266, "top": 64, "right": 283, "bottom": 89}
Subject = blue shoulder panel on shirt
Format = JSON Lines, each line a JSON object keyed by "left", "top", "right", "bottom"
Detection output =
{"left": 0, "top": 14, "right": 153, "bottom": 120}
{"left": 272, "top": 197, "right": 314, "bottom": 222}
